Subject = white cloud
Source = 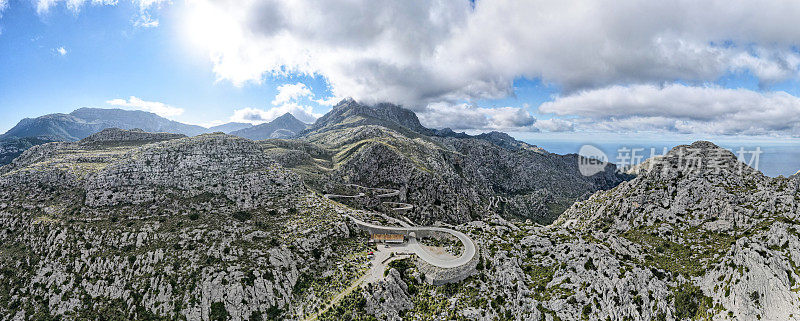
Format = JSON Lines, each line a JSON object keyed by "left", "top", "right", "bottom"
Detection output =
{"left": 106, "top": 96, "right": 184, "bottom": 117}
{"left": 538, "top": 84, "right": 800, "bottom": 136}
{"left": 54, "top": 46, "right": 67, "bottom": 56}
{"left": 230, "top": 104, "right": 321, "bottom": 124}
{"left": 135, "top": 0, "right": 168, "bottom": 10}
{"left": 534, "top": 119, "right": 575, "bottom": 133}
{"left": 132, "top": 0, "right": 168, "bottom": 28}
{"left": 313, "top": 96, "right": 343, "bottom": 107}
{"left": 134, "top": 13, "right": 159, "bottom": 28}
{"left": 272, "top": 83, "right": 312, "bottom": 105}
{"left": 35, "top": 0, "right": 168, "bottom": 28}
{"left": 418, "top": 103, "right": 535, "bottom": 131}
{"left": 36, "top": 0, "right": 117, "bottom": 14}
{"left": 0, "top": 0, "right": 8, "bottom": 17}
{"left": 182, "top": 0, "right": 800, "bottom": 107}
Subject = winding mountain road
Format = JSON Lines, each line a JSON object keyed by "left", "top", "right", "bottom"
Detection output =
{"left": 325, "top": 184, "right": 413, "bottom": 213}
{"left": 345, "top": 215, "right": 477, "bottom": 269}
{"left": 309, "top": 185, "right": 477, "bottom": 320}
{"left": 325, "top": 184, "right": 476, "bottom": 268}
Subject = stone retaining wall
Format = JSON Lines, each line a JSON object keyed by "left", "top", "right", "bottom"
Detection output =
{"left": 415, "top": 242, "right": 479, "bottom": 286}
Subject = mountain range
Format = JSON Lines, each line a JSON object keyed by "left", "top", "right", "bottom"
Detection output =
{"left": 0, "top": 100, "right": 623, "bottom": 224}
{"left": 0, "top": 108, "right": 308, "bottom": 165}
{"left": 0, "top": 99, "right": 797, "bottom": 320}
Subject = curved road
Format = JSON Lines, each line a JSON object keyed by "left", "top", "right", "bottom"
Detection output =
{"left": 345, "top": 215, "right": 476, "bottom": 269}
{"left": 322, "top": 192, "right": 365, "bottom": 199}
{"left": 382, "top": 201, "right": 413, "bottom": 212}
{"left": 326, "top": 184, "right": 413, "bottom": 213}
{"left": 308, "top": 186, "right": 476, "bottom": 321}
{"left": 325, "top": 185, "right": 476, "bottom": 269}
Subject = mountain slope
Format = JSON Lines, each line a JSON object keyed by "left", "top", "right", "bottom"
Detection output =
{"left": 1, "top": 113, "right": 101, "bottom": 141}
{"left": 307, "top": 98, "right": 432, "bottom": 136}
{"left": 548, "top": 141, "right": 800, "bottom": 320}
{"left": 266, "top": 99, "right": 625, "bottom": 225}
{"left": 69, "top": 108, "right": 208, "bottom": 136}
{"left": 2, "top": 108, "right": 207, "bottom": 141}
{"left": 206, "top": 122, "right": 253, "bottom": 134}
{"left": 0, "top": 129, "right": 371, "bottom": 320}
{"left": 351, "top": 141, "right": 800, "bottom": 320}
{"left": 230, "top": 113, "right": 308, "bottom": 140}
{"left": 2, "top": 125, "right": 797, "bottom": 320}
{"left": 0, "top": 137, "right": 56, "bottom": 165}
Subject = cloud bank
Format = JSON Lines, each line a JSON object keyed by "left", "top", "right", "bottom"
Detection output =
{"left": 418, "top": 103, "right": 536, "bottom": 132}
{"left": 183, "top": 0, "right": 800, "bottom": 107}
{"left": 539, "top": 84, "right": 800, "bottom": 136}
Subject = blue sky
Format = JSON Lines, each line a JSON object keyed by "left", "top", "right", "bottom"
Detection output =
{"left": 0, "top": 0, "right": 339, "bottom": 131}
{"left": 2, "top": 0, "right": 800, "bottom": 146}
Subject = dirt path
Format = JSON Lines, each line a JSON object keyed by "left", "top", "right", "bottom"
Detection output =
{"left": 304, "top": 273, "right": 368, "bottom": 321}
{"left": 304, "top": 244, "right": 414, "bottom": 321}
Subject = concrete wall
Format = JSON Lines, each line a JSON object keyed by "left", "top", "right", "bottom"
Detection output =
{"left": 348, "top": 215, "right": 479, "bottom": 285}
{"left": 416, "top": 242, "right": 479, "bottom": 286}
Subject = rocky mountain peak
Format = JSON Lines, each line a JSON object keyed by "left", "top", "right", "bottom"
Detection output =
{"left": 630, "top": 140, "right": 756, "bottom": 179}
{"left": 272, "top": 112, "right": 302, "bottom": 124}
{"left": 559, "top": 140, "right": 781, "bottom": 232}
{"left": 308, "top": 98, "right": 431, "bottom": 135}
{"left": 229, "top": 113, "right": 308, "bottom": 140}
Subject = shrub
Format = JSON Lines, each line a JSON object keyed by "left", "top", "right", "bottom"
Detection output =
{"left": 673, "top": 283, "right": 711, "bottom": 320}
{"left": 582, "top": 304, "right": 592, "bottom": 317}
{"left": 210, "top": 302, "right": 229, "bottom": 321}
{"left": 232, "top": 211, "right": 252, "bottom": 222}
{"left": 584, "top": 257, "right": 596, "bottom": 271}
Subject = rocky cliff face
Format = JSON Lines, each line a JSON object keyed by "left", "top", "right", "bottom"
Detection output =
{"left": 0, "top": 132, "right": 373, "bottom": 320}
{"left": 551, "top": 141, "right": 800, "bottom": 320}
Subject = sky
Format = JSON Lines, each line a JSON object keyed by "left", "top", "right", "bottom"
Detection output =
{"left": 2, "top": 0, "right": 800, "bottom": 147}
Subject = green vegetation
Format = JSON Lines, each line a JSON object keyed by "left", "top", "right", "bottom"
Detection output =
{"left": 622, "top": 225, "right": 734, "bottom": 277}
{"left": 210, "top": 302, "right": 229, "bottom": 321}
{"left": 318, "top": 291, "right": 378, "bottom": 321}
{"left": 672, "top": 283, "right": 712, "bottom": 320}
{"left": 232, "top": 210, "right": 253, "bottom": 222}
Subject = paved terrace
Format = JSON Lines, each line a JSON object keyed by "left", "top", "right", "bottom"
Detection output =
{"left": 325, "top": 185, "right": 477, "bottom": 270}
{"left": 344, "top": 215, "right": 477, "bottom": 269}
